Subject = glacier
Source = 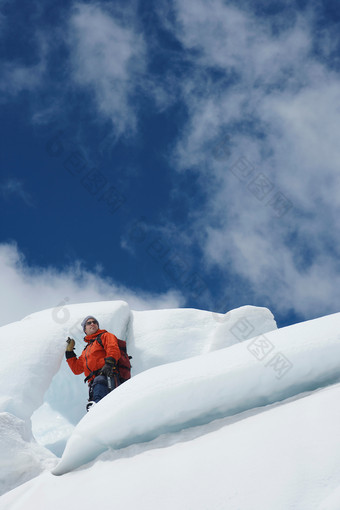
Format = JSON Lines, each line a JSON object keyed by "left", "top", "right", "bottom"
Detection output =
{"left": 1, "top": 300, "right": 340, "bottom": 509}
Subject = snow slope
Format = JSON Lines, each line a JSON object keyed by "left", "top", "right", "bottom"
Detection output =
{"left": 2, "top": 300, "right": 340, "bottom": 508}
{"left": 3, "top": 383, "right": 340, "bottom": 510}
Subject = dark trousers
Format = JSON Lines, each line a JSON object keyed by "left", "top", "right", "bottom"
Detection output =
{"left": 89, "top": 374, "right": 120, "bottom": 403}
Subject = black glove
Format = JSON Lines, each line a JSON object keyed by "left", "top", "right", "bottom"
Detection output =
{"left": 100, "top": 357, "right": 118, "bottom": 377}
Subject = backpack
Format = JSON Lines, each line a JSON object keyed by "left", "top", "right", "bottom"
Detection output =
{"left": 95, "top": 333, "right": 132, "bottom": 382}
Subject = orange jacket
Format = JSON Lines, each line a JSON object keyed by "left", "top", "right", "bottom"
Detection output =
{"left": 67, "top": 329, "right": 121, "bottom": 382}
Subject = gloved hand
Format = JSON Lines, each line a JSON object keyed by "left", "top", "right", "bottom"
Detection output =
{"left": 100, "top": 357, "right": 118, "bottom": 377}
{"left": 66, "top": 337, "right": 75, "bottom": 351}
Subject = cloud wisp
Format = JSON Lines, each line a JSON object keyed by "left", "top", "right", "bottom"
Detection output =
{"left": 0, "top": 179, "right": 34, "bottom": 207}
{"left": 68, "top": 3, "right": 146, "bottom": 137}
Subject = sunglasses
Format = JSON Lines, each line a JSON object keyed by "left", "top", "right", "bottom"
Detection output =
{"left": 86, "top": 320, "right": 97, "bottom": 326}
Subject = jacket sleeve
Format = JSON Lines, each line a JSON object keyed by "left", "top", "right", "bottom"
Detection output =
{"left": 101, "top": 332, "right": 121, "bottom": 361}
{"left": 66, "top": 351, "right": 85, "bottom": 375}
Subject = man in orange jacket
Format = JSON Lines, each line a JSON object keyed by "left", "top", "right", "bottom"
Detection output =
{"left": 65, "top": 315, "right": 121, "bottom": 411}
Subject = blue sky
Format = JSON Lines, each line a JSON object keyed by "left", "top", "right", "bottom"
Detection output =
{"left": 1, "top": 0, "right": 340, "bottom": 328}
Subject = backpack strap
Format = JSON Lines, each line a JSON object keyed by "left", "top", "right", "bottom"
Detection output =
{"left": 95, "top": 333, "right": 104, "bottom": 348}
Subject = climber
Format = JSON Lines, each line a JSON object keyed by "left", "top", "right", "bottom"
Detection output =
{"left": 65, "top": 315, "right": 121, "bottom": 411}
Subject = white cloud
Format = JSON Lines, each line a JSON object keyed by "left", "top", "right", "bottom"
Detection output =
{"left": 68, "top": 3, "right": 146, "bottom": 137}
{"left": 159, "top": 0, "right": 340, "bottom": 318}
{"left": 0, "top": 243, "right": 184, "bottom": 327}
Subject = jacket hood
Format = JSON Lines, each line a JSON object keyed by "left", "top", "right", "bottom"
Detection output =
{"left": 84, "top": 329, "right": 107, "bottom": 342}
